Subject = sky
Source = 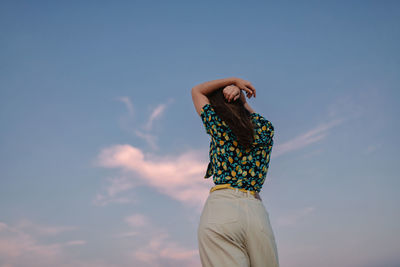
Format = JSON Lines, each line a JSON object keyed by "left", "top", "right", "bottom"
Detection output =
{"left": 0, "top": 1, "right": 399, "bottom": 266}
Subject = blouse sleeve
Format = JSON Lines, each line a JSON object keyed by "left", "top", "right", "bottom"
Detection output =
{"left": 200, "top": 103, "right": 225, "bottom": 138}
{"left": 250, "top": 112, "right": 274, "bottom": 145}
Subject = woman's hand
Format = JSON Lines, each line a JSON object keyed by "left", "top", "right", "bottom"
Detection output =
{"left": 233, "top": 78, "right": 256, "bottom": 98}
{"left": 223, "top": 85, "right": 241, "bottom": 102}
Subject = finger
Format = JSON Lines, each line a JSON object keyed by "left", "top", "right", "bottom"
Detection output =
{"left": 247, "top": 83, "right": 256, "bottom": 93}
{"left": 247, "top": 87, "right": 255, "bottom": 98}
{"left": 232, "top": 94, "right": 237, "bottom": 101}
{"left": 244, "top": 84, "right": 255, "bottom": 95}
{"left": 245, "top": 89, "right": 252, "bottom": 98}
{"left": 246, "top": 86, "right": 255, "bottom": 96}
{"left": 242, "top": 87, "right": 252, "bottom": 96}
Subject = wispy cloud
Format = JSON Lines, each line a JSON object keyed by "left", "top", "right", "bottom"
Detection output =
{"left": 144, "top": 98, "right": 174, "bottom": 131}
{"left": 64, "top": 240, "right": 86, "bottom": 246}
{"left": 272, "top": 93, "right": 365, "bottom": 158}
{"left": 132, "top": 233, "right": 200, "bottom": 267}
{"left": 115, "top": 96, "right": 174, "bottom": 150}
{"left": 0, "top": 220, "right": 100, "bottom": 267}
{"left": 119, "top": 213, "right": 200, "bottom": 267}
{"left": 14, "top": 219, "right": 78, "bottom": 236}
{"left": 93, "top": 193, "right": 135, "bottom": 206}
{"left": 134, "top": 129, "right": 158, "bottom": 150}
{"left": 276, "top": 206, "right": 316, "bottom": 227}
{"left": 116, "top": 96, "right": 134, "bottom": 116}
{"left": 125, "top": 214, "right": 150, "bottom": 228}
{"left": 273, "top": 118, "right": 344, "bottom": 157}
{"left": 94, "top": 145, "right": 211, "bottom": 211}
{"left": 137, "top": 98, "right": 174, "bottom": 150}
{"left": 93, "top": 175, "right": 139, "bottom": 206}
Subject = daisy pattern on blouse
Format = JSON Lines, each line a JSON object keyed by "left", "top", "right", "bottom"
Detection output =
{"left": 199, "top": 103, "right": 274, "bottom": 193}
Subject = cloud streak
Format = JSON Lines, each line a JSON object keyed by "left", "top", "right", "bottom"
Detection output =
{"left": 93, "top": 175, "right": 139, "bottom": 206}
{"left": 120, "top": 213, "right": 200, "bottom": 267}
{"left": 115, "top": 96, "right": 174, "bottom": 150}
{"left": 134, "top": 129, "right": 159, "bottom": 151}
{"left": 94, "top": 145, "right": 211, "bottom": 211}
{"left": 116, "top": 96, "right": 135, "bottom": 116}
{"left": 273, "top": 118, "right": 344, "bottom": 157}
{"left": 276, "top": 206, "right": 316, "bottom": 227}
{"left": 272, "top": 92, "right": 366, "bottom": 158}
{"left": 14, "top": 219, "right": 78, "bottom": 236}
{"left": 144, "top": 98, "right": 174, "bottom": 131}
{"left": 0, "top": 220, "right": 101, "bottom": 267}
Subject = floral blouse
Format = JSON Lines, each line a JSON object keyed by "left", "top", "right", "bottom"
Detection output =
{"left": 200, "top": 103, "right": 274, "bottom": 193}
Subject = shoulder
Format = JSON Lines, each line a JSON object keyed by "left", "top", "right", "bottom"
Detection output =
{"left": 200, "top": 103, "right": 222, "bottom": 122}
{"left": 200, "top": 103, "right": 214, "bottom": 115}
{"left": 200, "top": 103, "right": 233, "bottom": 137}
{"left": 200, "top": 103, "right": 212, "bottom": 114}
{"left": 250, "top": 112, "right": 273, "bottom": 124}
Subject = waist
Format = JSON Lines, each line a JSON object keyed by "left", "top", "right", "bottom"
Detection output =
{"left": 210, "top": 183, "right": 262, "bottom": 200}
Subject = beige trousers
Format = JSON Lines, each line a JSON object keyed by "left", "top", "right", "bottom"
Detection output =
{"left": 197, "top": 187, "right": 279, "bottom": 267}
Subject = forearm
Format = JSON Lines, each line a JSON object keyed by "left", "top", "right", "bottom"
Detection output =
{"left": 244, "top": 102, "right": 255, "bottom": 113}
{"left": 240, "top": 91, "right": 255, "bottom": 113}
{"left": 192, "top": 77, "right": 237, "bottom": 96}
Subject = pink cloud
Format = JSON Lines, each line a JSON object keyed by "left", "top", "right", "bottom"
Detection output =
{"left": 95, "top": 145, "right": 212, "bottom": 211}
{"left": 120, "top": 213, "right": 201, "bottom": 267}
{"left": 133, "top": 233, "right": 200, "bottom": 267}
{"left": 125, "top": 214, "right": 150, "bottom": 228}
{"left": 64, "top": 240, "right": 86, "bottom": 246}
{"left": 14, "top": 219, "right": 78, "bottom": 236}
{"left": 0, "top": 220, "right": 118, "bottom": 267}
{"left": 92, "top": 175, "right": 140, "bottom": 206}
{"left": 0, "top": 221, "right": 82, "bottom": 266}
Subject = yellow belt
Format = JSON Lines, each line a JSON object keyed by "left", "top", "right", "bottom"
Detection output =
{"left": 210, "top": 183, "right": 257, "bottom": 196}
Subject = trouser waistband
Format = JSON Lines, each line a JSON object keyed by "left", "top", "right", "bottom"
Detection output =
{"left": 210, "top": 183, "right": 262, "bottom": 201}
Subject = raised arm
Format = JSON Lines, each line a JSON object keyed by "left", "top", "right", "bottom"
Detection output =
{"left": 240, "top": 90, "right": 256, "bottom": 114}
{"left": 191, "top": 77, "right": 237, "bottom": 116}
{"left": 191, "top": 77, "right": 256, "bottom": 116}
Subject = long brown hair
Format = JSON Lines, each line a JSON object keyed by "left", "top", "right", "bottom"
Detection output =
{"left": 208, "top": 87, "right": 254, "bottom": 150}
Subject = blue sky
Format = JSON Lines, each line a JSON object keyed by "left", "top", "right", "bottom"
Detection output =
{"left": 1, "top": 1, "right": 399, "bottom": 266}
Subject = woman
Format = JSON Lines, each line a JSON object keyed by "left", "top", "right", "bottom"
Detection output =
{"left": 191, "top": 77, "right": 279, "bottom": 267}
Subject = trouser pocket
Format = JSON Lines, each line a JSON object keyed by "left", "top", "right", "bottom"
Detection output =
{"left": 207, "top": 198, "right": 239, "bottom": 224}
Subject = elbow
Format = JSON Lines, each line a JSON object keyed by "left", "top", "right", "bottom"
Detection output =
{"left": 191, "top": 86, "right": 199, "bottom": 94}
{"left": 192, "top": 86, "right": 208, "bottom": 97}
{"left": 191, "top": 86, "right": 202, "bottom": 96}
